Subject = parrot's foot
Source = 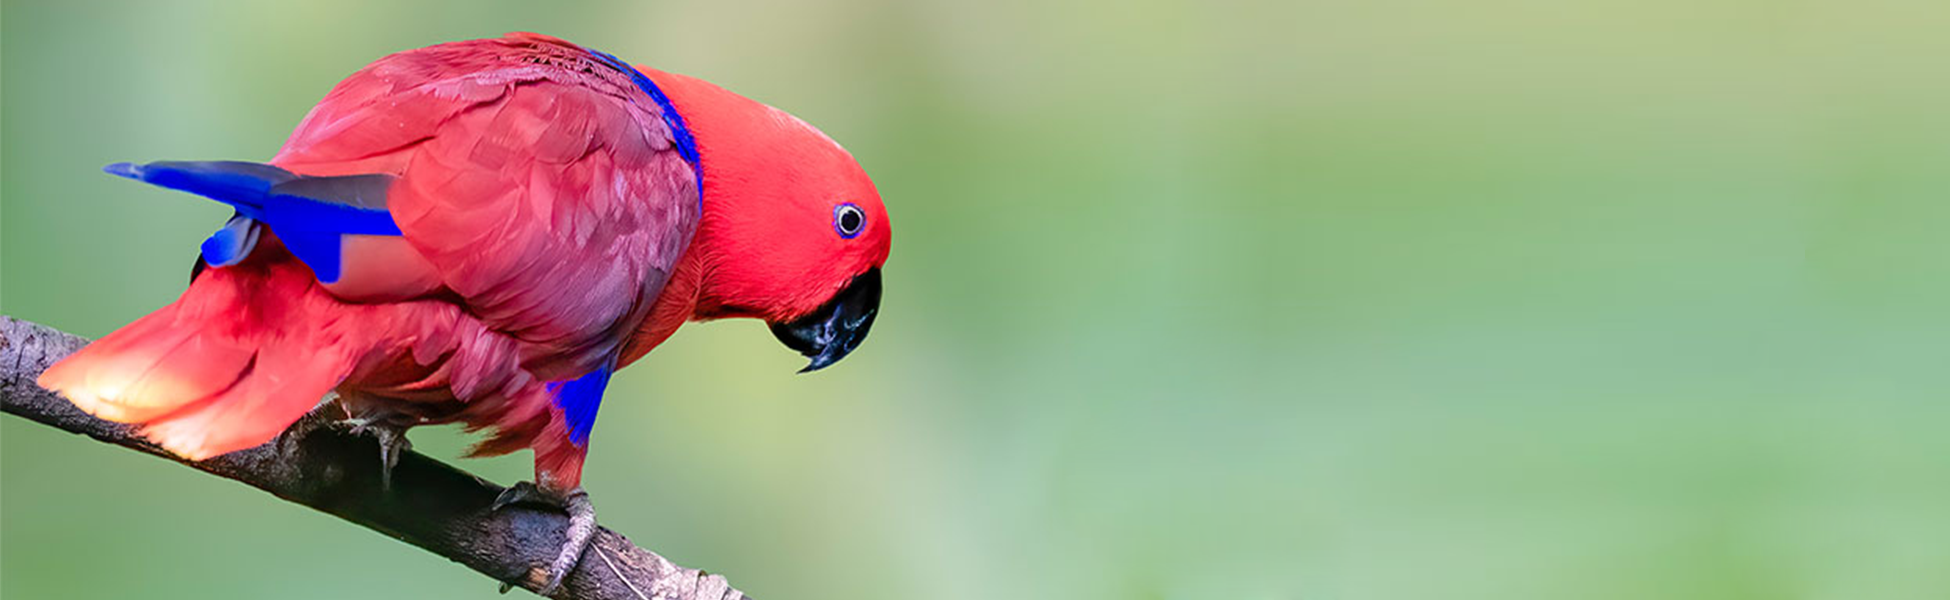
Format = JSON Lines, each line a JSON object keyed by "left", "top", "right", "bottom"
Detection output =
{"left": 272, "top": 400, "right": 415, "bottom": 490}
{"left": 491, "top": 482, "right": 595, "bottom": 595}
{"left": 342, "top": 418, "right": 413, "bottom": 491}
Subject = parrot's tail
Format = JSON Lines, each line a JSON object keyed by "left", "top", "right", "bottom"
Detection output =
{"left": 38, "top": 261, "right": 361, "bottom": 460}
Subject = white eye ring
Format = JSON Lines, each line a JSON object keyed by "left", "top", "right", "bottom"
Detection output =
{"left": 834, "top": 203, "right": 866, "bottom": 239}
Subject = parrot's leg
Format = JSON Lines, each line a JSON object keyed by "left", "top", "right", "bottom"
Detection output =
{"left": 490, "top": 481, "right": 596, "bottom": 595}
{"left": 487, "top": 365, "right": 607, "bottom": 593}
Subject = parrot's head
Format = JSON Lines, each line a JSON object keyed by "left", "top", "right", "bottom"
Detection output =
{"left": 646, "top": 68, "right": 892, "bottom": 373}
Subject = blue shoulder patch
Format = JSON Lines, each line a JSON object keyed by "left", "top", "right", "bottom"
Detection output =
{"left": 548, "top": 357, "right": 618, "bottom": 447}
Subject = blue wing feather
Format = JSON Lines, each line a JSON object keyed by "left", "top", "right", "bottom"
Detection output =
{"left": 199, "top": 214, "right": 262, "bottom": 268}
{"left": 106, "top": 160, "right": 401, "bottom": 282}
{"left": 277, "top": 231, "right": 346, "bottom": 283}
{"left": 106, "top": 161, "right": 297, "bottom": 212}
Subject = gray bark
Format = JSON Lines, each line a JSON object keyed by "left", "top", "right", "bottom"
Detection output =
{"left": 0, "top": 315, "right": 749, "bottom": 600}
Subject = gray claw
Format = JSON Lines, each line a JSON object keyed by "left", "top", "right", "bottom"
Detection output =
{"left": 335, "top": 417, "right": 411, "bottom": 491}
{"left": 370, "top": 425, "right": 411, "bottom": 491}
{"left": 491, "top": 481, "right": 547, "bottom": 512}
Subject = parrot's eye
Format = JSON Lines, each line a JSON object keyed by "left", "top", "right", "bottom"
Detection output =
{"left": 834, "top": 203, "right": 865, "bottom": 239}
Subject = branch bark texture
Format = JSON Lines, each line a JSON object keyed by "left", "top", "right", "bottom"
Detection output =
{"left": 0, "top": 315, "right": 749, "bottom": 600}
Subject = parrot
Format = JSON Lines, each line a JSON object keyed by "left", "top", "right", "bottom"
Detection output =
{"left": 36, "top": 32, "right": 891, "bottom": 593}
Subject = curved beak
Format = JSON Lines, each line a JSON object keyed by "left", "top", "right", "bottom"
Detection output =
{"left": 769, "top": 268, "right": 882, "bottom": 373}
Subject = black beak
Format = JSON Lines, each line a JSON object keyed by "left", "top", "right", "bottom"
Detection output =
{"left": 769, "top": 268, "right": 882, "bottom": 373}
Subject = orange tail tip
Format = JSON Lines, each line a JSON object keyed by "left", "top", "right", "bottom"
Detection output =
{"left": 138, "top": 343, "right": 354, "bottom": 461}
{"left": 37, "top": 265, "right": 358, "bottom": 461}
{"left": 37, "top": 304, "right": 254, "bottom": 425}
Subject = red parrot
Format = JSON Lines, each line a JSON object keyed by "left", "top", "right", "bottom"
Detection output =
{"left": 37, "top": 32, "right": 891, "bottom": 592}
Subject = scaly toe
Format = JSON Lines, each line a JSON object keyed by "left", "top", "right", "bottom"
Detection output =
{"left": 486, "top": 484, "right": 596, "bottom": 596}
{"left": 538, "top": 488, "right": 595, "bottom": 595}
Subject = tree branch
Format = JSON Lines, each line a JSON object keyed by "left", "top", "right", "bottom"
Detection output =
{"left": 0, "top": 315, "right": 749, "bottom": 600}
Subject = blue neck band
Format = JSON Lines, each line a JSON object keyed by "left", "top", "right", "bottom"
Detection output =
{"left": 589, "top": 49, "right": 704, "bottom": 209}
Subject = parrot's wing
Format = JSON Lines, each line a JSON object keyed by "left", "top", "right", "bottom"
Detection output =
{"left": 272, "top": 33, "right": 701, "bottom": 372}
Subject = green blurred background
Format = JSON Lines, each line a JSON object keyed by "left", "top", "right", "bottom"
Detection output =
{"left": 6, "top": 0, "right": 1950, "bottom": 598}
